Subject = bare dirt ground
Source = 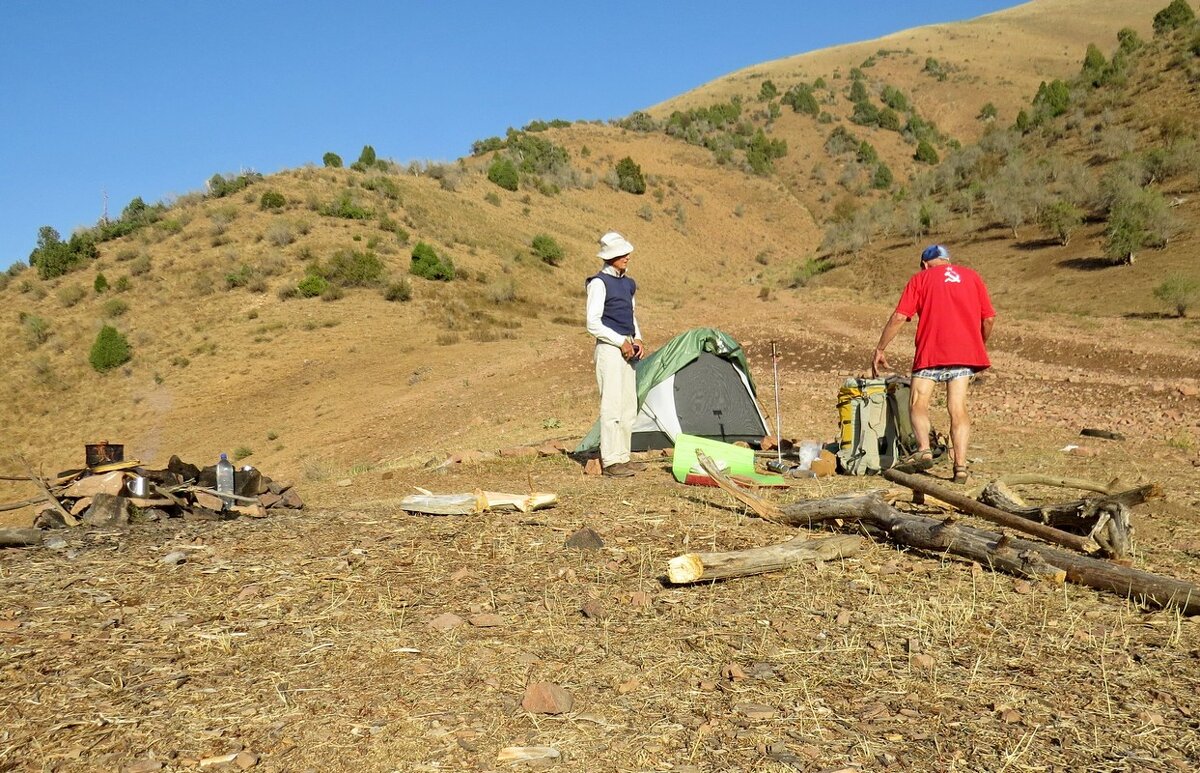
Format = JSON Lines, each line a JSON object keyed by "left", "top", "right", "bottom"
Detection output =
{"left": 2, "top": 286, "right": 1198, "bottom": 773}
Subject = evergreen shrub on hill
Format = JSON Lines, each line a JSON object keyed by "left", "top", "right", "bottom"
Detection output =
{"left": 410, "top": 242, "right": 455, "bottom": 281}
{"left": 617, "top": 111, "right": 658, "bottom": 132}
{"left": 615, "top": 157, "right": 646, "bottom": 194}
{"left": 746, "top": 131, "right": 787, "bottom": 175}
{"left": 358, "top": 145, "right": 377, "bottom": 167}
{"left": 323, "top": 152, "right": 343, "bottom": 168}
{"left": 260, "top": 190, "right": 286, "bottom": 210}
{"left": 782, "top": 85, "right": 819, "bottom": 116}
{"left": 363, "top": 176, "right": 401, "bottom": 200}
{"left": 208, "top": 172, "right": 261, "bottom": 199}
{"left": 488, "top": 158, "right": 519, "bottom": 191}
{"left": 914, "top": 140, "right": 940, "bottom": 165}
{"left": 1154, "top": 0, "right": 1195, "bottom": 35}
{"left": 321, "top": 192, "right": 372, "bottom": 220}
{"left": 89, "top": 325, "right": 131, "bottom": 372}
{"left": 296, "top": 273, "right": 329, "bottom": 298}
{"left": 871, "top": 163, "right": 893, "bottom": 190}
{"left": 471, "top": 136, "right": 506, "bottom": 155}
{"left": 531, "top": 234, "right": 564, "bottom": 266}
{"left": 28, "top": 226, "right": 97, "bottom": 280}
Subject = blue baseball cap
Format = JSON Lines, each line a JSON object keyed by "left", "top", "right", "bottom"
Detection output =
{"left": 921, "top": 244, "right": 950, "bottom": 262}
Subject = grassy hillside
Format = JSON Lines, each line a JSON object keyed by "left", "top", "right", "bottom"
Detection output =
{"left": 1, "top": 0, "right": 1197, "bottom": 492}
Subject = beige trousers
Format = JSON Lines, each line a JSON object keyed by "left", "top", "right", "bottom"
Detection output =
{"left": 594, "top": 342, "right": 637, "bottom": 467}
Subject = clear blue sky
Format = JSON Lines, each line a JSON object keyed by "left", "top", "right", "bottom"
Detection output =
{"left": 0, "top": 1, "right": 1023, "bottom": 268}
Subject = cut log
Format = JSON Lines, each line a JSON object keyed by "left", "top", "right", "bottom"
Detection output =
{"left": 667, "top": 533, "right": 864, "bottom": 584}
{"left": 882, "top": 469, "right": 1101, "bottom": 555}
{"left": 693, "top": 453, "right": 1200, "bottom": 615}
{"left": 0, "top": 528, "right": 44, "bottom": 547}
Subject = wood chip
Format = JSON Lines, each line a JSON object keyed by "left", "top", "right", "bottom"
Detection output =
{"left": 497, "top": 746, "right": 560, "bottom": 762}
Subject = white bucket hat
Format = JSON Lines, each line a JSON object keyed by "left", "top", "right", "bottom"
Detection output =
{"left": 597, "top": 231, "right": 634, "bottom": 260}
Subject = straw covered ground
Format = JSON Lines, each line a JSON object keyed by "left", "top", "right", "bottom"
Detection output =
{"left": 2, "top": 384, "right": 1199, "bottom": 773}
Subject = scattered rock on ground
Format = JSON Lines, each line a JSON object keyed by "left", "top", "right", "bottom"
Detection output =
{"left": 521, "top": 682, "right": 573, "bottom": 714}
{"left": 428, "top": 613, "right": 464, "bottom": 631}
{"left": 565, "top": 527, "right": 604, "bottom": 550}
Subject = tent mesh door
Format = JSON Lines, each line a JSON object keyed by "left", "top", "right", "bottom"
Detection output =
{"left": 670, "top": 352, "right": 767, "bottom": 444}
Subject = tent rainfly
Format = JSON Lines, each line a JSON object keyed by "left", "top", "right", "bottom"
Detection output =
{"left": 576, "top": 328, "right": 770, "bottom": 453}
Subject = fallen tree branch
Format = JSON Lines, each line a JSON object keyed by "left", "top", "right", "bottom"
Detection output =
{"left": 667, "top": 533, "right": 864, "bottom": 584}
{"left": 0, "top": 528, "right": 44, "bottom": 547}
{"left": 171, "top": 485, "right": 259, "bottom": 505}
{"left": 16, "top": 456, "right": 78, "bottom": 527}
{"left": 694, "top": 454, "right": 1200, "bottom": 615}
{"left": 995, "top": 474, "right": 1122, "bottom": 496}
{"left": 883, "top": 469, "right": 1101, "bottom": 555}
{"left": 0, "top": 497, "right": 52, "bottom": 513}
{"left": 978, "top": 480, "right": 1154, "bottom": 559}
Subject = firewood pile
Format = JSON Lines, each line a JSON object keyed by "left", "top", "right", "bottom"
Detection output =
{"left": 1, "top": 452, "right": 303, "bottom": 545}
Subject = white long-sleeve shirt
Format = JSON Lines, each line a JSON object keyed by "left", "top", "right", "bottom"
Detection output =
{"left": 585, "top": 265, "right": 641, "bottom": 347}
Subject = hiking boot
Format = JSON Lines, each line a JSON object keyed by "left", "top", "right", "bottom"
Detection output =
{"left": 602, "top": 463, "right": 636, "bottom": 478}
{"left": 624, "top": 460, "right": 649, "bottom": 472}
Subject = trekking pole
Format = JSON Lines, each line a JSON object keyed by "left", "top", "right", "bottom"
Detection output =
{"left": 771, "top": 341, "right": 783, "bottom": 466}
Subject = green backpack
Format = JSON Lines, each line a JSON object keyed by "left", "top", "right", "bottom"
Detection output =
{"left": 836, "top": 376, "right": 923, "bottom": 475}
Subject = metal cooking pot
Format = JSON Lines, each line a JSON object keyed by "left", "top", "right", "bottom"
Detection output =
{"left": 86, "top": 442, "right": 124, "bottom": 468}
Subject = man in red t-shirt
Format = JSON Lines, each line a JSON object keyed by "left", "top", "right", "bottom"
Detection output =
{"left": 871, "top": 245, "right": 996, "bottom": 483}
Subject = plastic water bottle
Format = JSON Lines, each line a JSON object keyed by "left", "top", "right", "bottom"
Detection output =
{"left": 797, "top": 440, "right": 822, "bottom": 470}
{"left": 216, "top": 453, "right": 235, "bottom": 510}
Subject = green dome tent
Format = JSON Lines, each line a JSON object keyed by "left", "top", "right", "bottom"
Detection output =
{"left": 575, "top": 327, "right": 770, "bottom": 453}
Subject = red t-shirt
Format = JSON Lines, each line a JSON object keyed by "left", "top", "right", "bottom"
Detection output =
{"left": 894, "top": 263, "right": 995, "bottom": 371}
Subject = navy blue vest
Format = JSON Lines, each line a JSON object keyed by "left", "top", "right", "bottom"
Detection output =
{"left": 588, "top": 271, "right": 637, "bottom": 337}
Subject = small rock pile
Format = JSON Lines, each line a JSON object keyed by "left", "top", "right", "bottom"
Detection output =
{"left": 34, "top": 455, "right": 304, "bottom": 529}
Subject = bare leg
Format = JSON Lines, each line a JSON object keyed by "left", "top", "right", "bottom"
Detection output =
{"left": 946, "top": 376, "right": 971, "bottom": 468}
{"left": 909, "top": 377, "right": 936, "bottom": 454}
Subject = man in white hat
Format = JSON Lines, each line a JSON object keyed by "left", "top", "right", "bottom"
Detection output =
{"left": 586, "top": 231, "right": 648, "bottom": 477}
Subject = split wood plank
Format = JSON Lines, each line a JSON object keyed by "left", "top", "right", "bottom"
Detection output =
{"left": 667, "top": 533, "right": 864, "bottom": 583}
{"left": 399, "top": 490, "right": 557, "bottom": 516}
